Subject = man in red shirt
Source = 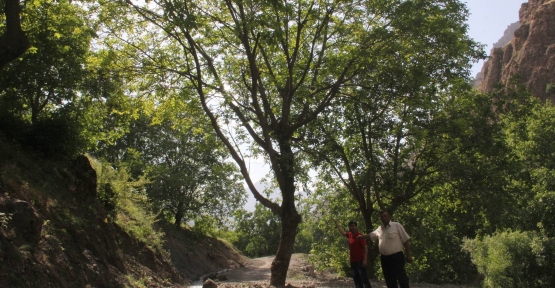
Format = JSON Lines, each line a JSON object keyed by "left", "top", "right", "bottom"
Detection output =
{"left": 334, "top": 219, "right": 372, "bottom": 288}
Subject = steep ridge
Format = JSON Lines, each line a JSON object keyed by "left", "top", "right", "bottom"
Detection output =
{"left": 0, "top": 136, "right": 247, "bottom": 287}
{"left": 477, "top": 0, "right": 555, "bottom": 102}
{"left": 472, "top": 21, "right": 520, "bottom": 87}
{"left": 492, "top": 22, "right": 521, "bottom": 49}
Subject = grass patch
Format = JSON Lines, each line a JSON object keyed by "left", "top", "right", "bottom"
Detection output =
{"left": 124, "top": 274, "right": 151, "bottom": 288}
{"left": 89, "top": 156, "right": 167, "bottom": 255}
{"left": 115, "top": 191, "right": 166, "bottom": 254}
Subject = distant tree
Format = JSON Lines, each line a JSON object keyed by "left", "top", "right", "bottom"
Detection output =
{"left": 144, "top": 110, "right": 246, "bottom": 228}
{"left": 96, "top": 95, "right": 246, "bottom": 228}
{"left": 233, "top": 204, "right": 281, "bottom": 257}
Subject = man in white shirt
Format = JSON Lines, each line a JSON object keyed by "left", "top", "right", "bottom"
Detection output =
{"left": 358, "top": 209, "right": 412, "bottom": 288}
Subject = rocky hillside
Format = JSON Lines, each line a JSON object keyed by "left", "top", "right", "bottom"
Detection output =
{"left": 472, "top": 21, "right": 520, "bottom": 87}
{"left": 477, "top": 0, "right": 555, "bottom": 102}
{"left": 0, "top": 135, "right": 247, "bottom": 287}
{"left": 492, "top": 22, "right": 521, "bottom": 49}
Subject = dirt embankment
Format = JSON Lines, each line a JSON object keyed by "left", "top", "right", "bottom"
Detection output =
{"left": 0, "top": 140, "right": 184, "bottom": 287}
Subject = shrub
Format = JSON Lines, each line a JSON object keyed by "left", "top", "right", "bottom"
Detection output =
{"left": 462, "top": 230, "right": 555, "bottom": 287}
{"left": 26, "top": 113, "right": 87, "bottom": 160}
{"left": 546, "top": 83, "right": 555, "bottom": 95}
{"left": 0, "top": 110, "right": 87, "bottom": 160}
{"left": 89, "top": 156, "right": 165, "bottom": 253}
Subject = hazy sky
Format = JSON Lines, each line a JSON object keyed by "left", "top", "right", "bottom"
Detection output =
{"left": 465, "top": 0, "right": 526, "bottom": 76}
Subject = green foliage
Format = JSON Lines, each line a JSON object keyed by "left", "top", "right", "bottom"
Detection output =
{"left": 0, "top": 108, "right": 88, "bottom": 160}
{"left": 79, "top": 49, "right": 139, "bottom": 152}
{"left": 90, "top": 156, "right": 165, "bottom": 253}
{"left": 462, "top": 231, "right": 555, "bottom": 288}
{"left": 92, "top": 157, "right": 125, "bottom": 215}
{"left": 115, "top": 191, "right": 166, "bottom": 254}
{"left": 546, "top": 83, "right": 555, "bottom": 95}
{"left": 95, "top": 99, "right": 246, "bottom": 228}
{"left": 429, "top": 89, "right": 517, "bottom": 234}
{"left": 501, "top": 90, "right": 555, "bottom": 235}
{"left": 231, "top": 205, "right": 281, "bottom": 258}
{"left": 26, "top": 111, "right": 88, "bottom": 159}
{"left": 307, "top": 183, "right": 373, "bottom": 276}
{"left": 97, "top": 182, "right": 117, "bottom": 214}
{"left": 0, "top": 0, "right": 94, "bottom": 123}
{"left": 396, "top": 198, "right": 478, "bottom": 284}
{"left": 293, "top": 218, "right": 315, "bottom": 254}
{"left": 0, "top": 0, "right": 116, "bottom": 158}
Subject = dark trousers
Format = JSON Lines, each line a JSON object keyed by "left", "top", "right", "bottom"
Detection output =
{"left": 350, "top": 261, "right": 372, "bottom": 288}
{"left": 380, "top": 251, "right": 409, "bottom": 288}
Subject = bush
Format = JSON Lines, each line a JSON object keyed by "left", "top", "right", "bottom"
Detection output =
{"left": 462, "top": 230, "right": 555, "bottom": 287}
{"left": 0, "top": 110, "right": 30, "bottom": 140}
{"left": 98, "top": 182, "right": 118, "bottom": 214}
{"left": 0, "top": 110, "right": 87, "bottom": 160}
{"left": 90, "top": 156, "right": 165, "bottom": 253}
{"left": 546, "top": 83, "right": 555, "bottom": 95}
{"left": 25, "top": 113, "right": 87, "bottom": 160}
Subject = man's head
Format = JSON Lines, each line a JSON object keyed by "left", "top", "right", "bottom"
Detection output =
{"left": 348, "top": 220, "right": 358, "bottom": 233}
{"left": 380, "top": 209, "right": 392, "bottom": 226}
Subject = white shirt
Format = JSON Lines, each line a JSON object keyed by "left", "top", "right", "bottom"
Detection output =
{"left": 369, "top": 221, "right": 410, "bottom": 256}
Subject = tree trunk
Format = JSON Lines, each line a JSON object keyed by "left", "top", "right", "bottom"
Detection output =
{"left": 361, "top": 209, "right": 379, "bottom": 279}
{"left": 174, "top": 199, "right": 184, "bottom": 227}
{"left": 0, "top": 0, "right": 30, "bottom": 69}
{"left": 270, "top": 205, "right": 301, "bottom": 287}
{"left": 269, "top": 143, "right": 302, "bottom": 286}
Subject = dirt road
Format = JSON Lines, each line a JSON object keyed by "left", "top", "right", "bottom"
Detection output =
{"left": 207, "top": 254, "right": 474, "bottom": 288}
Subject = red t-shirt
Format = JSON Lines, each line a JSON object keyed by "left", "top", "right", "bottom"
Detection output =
{"left": 346, "top": 231, "right": 367, "bottom": 262}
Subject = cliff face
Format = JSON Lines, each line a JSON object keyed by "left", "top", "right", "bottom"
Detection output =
{"left": 478, "top": 0, "right": 555, "bottom": 102}
{"left": 493, "top": 22, "right": 521, "bottom": 49}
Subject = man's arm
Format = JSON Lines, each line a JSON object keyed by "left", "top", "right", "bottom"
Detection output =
{"left": 358, "top": 234, "right": 370, "bottom": 240}
{"left": 403, "top": 240, "right": 412, "bottom": 263}
{"left": 333, "top": 219, "right": 347, "bottom": 236}
{"left": 357, "top": 231, "right": 377, "bottom": 241}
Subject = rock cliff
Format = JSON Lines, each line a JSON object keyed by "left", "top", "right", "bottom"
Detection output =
{"left": 477, "top": 0, "right": 555, "bottom": 102}
{"left": 492, "top": 22, "right": 521, "bottom": 49}
{"left": 472, "top": 21, "right": 520, "bottom": 87}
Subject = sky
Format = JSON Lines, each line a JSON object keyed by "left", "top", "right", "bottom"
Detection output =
{"left": 465, "top": 0, "right": 526, "bottom": 76}
{"left": 242, "top": 0, "right": 528, "bottom": 211}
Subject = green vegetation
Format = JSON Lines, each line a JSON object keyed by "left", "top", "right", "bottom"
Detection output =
{"left": 463, "top": 231, "right": 555, "bottom": 287}
{"left": 546, "top": 83, "right": 555, "bottom": 95}
{"left": 2, "top": 0, "right": 555, "bottom": 287}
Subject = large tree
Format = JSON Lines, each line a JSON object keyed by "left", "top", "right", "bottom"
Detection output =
{"left": 118, "top": 0, "right": 483, "bottom": 284}
{"left": 0, "top": 0, "right": 93, "bottom": 123}
{"left": 298, "top": 0, "right": 483, "bottom": 273}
